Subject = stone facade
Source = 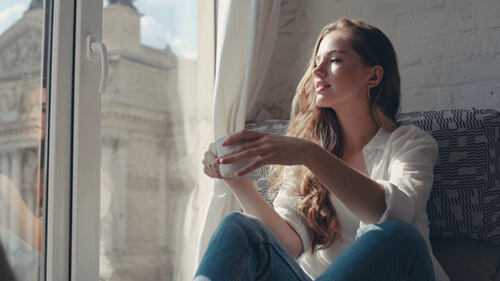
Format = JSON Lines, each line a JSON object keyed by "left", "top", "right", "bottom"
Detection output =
{"left": 100, "top": 4, "right": 198, "bottom": 281}
{"left": 0, "top": 7, "right": 44, "bottom": 218}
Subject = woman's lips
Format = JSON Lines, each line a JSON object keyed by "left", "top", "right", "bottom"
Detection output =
{"left": 315, "top": 81, "right": 331, "bottom": 92}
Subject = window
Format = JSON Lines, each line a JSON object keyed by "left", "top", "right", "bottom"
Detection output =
{"left": 0, "top": 0, "right": 46, "bottom": 280}
{"left": 99, "top": 1, "right": 210, "bottom": 280}
{"left": 0, "top": 0, "right": 214, "bottom": 280}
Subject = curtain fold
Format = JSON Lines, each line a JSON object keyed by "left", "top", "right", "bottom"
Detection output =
{"left": 195, "top": 0, "right": 281, "bottom": 269}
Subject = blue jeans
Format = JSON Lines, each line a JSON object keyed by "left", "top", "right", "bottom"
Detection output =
{"left": 0, "top": 225, "right": 41, "bottom": 281}
{"left": 195, "top": 212, "right": 435, "bottom": 281}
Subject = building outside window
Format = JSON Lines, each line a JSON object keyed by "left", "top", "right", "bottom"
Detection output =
{"left": 0, "top": 0, "right": 209, "bottom": 280}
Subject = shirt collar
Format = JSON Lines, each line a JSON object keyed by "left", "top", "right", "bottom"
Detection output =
{"left": 365, "top": 127, "right": 391, "bottom": 151}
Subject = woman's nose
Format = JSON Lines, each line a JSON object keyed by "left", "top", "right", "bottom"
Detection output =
{"left": 313, "top": 63, "right": 325, "bottom": 77}
{"left": 27, "top": 104, "right": 41, "bottom": 121}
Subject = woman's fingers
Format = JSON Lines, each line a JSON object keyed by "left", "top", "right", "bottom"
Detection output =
{"left": 234, "top": 157, "right": 268, "bottom": 177}
{"left": 221, "top": 133, "right": 307, "bottom": 168}
{"left": 218, "top": 144, "right": 265, "bottom": 164}
{"left": 203, "top": 149, "right": 217, "bottom": 167}
{"left": 203, "top": 139, "right": 267, "bottom": 182}
{"left": 209, "top": 142, "right": 218, "bottom": 157}
{"left": 221, "top": 129, "right": 263, "bottom": 147}
{"left": 218, "top": 133, "right": 275, "bottom": 164}
{"left": 203, "top": 143, "right": 224, "bottom": 178}
{"left": 208, "top": 130, "right": 307, "bottom": 177}
{"left": 203, "top": 161, "right": 223, "bottom": 179}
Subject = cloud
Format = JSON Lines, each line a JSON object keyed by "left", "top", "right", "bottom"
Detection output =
{"left": 0, "top": 4, "right": 26, "bottom": 35}
{"left": 140, "top": 15, "right": 171, "bottom": 49}
{"left": 170, "top": 38, "right": 197, "bottom": 60}
{"left": 141, "top": 0, "right": 174, "bottom": 8}
{"left": 180, "top": 50, "right": 198, "bottom": 60}
{"left": 171, "top": 38, "right": 182, "bottom": 48}
{"left": 140, "top": 16, "right": 198, "bottom": 60}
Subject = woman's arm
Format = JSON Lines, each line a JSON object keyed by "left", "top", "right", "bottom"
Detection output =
{"left": 218, "top": 130, "right": 386, "bottom": 225}
{"left": 203, "top": 143, "right": 303, "bottom": 257}
{"left": 0, "top": 174, "right": 42, "bottom": 252}
{"left": 303, "top": 143, "right": 386, "bottom": 224}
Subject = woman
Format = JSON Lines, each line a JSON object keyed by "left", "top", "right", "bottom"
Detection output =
{"left": 199, "top": 18, "right": 448, "bottom": 281}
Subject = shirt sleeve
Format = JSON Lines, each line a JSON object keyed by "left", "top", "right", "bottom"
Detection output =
{"left": 376, "top": 126, "right": 439, "bottom": 224}
{"left": 273, "top": 171, "right": 313, "bottom": 256}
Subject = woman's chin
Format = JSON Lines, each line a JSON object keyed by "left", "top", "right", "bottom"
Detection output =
{"left": 315, "top": 96, "right": 333, "bottom": 109}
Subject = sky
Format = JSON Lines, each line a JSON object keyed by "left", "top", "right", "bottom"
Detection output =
{"left": 0, "top": 0, "right": 198, "bottom": 59}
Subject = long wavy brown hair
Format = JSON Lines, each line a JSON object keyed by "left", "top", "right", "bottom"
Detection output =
{"left": 271, "top": 18, "right": 401, "bottom": 253}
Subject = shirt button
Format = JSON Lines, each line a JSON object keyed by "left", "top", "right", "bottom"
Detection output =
{"left": 365, "top": 145, "right": 373, "bottom": 151}
{"left": 367, "top": 154, "right": 374, "bottom": 160}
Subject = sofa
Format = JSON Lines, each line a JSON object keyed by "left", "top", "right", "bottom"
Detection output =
{"left": 245, "top": 109, "right": 500, "bottom": 281}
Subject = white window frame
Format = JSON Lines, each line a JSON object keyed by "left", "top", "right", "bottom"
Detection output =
{"left": 71, "top": 0, "right": 104, "bottom": 280}
{"left": 45, "top": 0, "right": 103, "bottom": 280}
{"left": 45, "top": 0, "right": 75, "bottom": 280}
{"left": 44, "top": 0, "right": 215, "bottom": 280}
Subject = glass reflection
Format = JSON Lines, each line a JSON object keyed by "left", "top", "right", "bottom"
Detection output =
{"left": 99, "top": 1, "right": 201, "bottom": 280}
{"left": 0, "top": 1, "right": 46, "bottom": 280}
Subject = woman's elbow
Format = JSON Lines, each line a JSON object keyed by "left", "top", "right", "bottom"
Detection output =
{"left": 285, "top": 234, "right": 303, "bottom": 258}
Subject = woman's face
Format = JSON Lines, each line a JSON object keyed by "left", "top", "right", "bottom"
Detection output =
{"left": 22, "top": 87, "right": 45, "bottom": 141}
{"left": 313, "top": 31, "right": 374, "bottom": 111}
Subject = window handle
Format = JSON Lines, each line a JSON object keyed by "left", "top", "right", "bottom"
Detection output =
{"left": 86, "top": 35, "right": 109, "bottom": 94}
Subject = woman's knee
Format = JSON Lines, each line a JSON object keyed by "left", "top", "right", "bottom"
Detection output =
{"left": 379, "top": 220, "right": 417, "bottom": 235}
{"left": 358, "top": 220, "right": 414, "bottom": 235}
{"left": 221, "top": 211, "right": 248, "bottom": 224}
{"left": 216, "top": 212, "right": 262, "bottom": 237}
{"left": 209, "top": 212, "right": 270, "bottom": 252}
{"left": 357, "top": 220, "right": 426, "bottom": 248}
{"left": 219, "top": 212, "right": 254, "bottom": 230}
{"left": 380, "top": 220, "right": 425, "bottom": 242}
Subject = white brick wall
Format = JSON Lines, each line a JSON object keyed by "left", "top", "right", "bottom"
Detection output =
{"left": 255, "top": 0, "right": 500, "bottom": 120}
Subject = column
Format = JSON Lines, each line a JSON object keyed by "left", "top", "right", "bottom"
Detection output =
{"left": 113, "top": 135, "right": 129, "bottom": 254}
{"left": 101, "top": 136, "right": 115, "bottom": 253}
{"left": 2, "top": 151, "right": 12, "bottom": 181}
{"left": 22, "top": 148, "right": 38, "bottom": 212}
{"left": 0, "top": 151, "right": 8, "bottom": 175}
{"left": 10, "top": 148, "right": 22, "bottom": 192}
{"left": 157, "top": 141, "right": 168, "bottom": 249}
{"left": 8, "top": 148, "right": 21, "bottom": 236}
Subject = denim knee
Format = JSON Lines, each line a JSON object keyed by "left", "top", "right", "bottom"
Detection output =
{"left": 380, "top": 220, "right": 425, "bottom": 243}
{"left": 357, "top": 220, "right": 415, "bottom": 237}
{"left": 356, "top": 220, "right": 427, "bottom": 251}
{"left": 199, "top": 212, "right": 311, "bottom": 281}
{"left": 220, "top": 212, "right": 249, "bottom": 227}
{"left": 218, "top": 212, "right": 254, "bottom": 233}
{"left": 215, "top": 212, "right": 263, "bottom": 241}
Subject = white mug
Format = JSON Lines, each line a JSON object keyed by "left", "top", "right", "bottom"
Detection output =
{"left": 216, "top": 135, "right": 259, "bottom": 178}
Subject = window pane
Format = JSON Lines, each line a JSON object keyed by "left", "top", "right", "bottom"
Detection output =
{"left": 99, "top": 1, "right": 207, "bottom": 280}
{"left": 0, "top": 1, "right": 47, "bottom": 280}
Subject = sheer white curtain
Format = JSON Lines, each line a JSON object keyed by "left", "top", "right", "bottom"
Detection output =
{"left": 196, "top": 0, "right": 281, "bottom": 267}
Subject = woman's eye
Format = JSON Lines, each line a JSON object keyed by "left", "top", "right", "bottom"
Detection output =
{"left": 330, "top": 58, "right": 340, "bottom": 63}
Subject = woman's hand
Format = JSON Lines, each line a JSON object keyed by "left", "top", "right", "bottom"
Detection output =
{"left": 202, "top": 142, "right": 224, "bottom": 179}
{"left": 202, "top": 142, "right": 250, "bottom": 186}
{"left": 202, "top": 137, "right": 304, "bottom": 257}
{"left": 202, "top": 142, "right": 244, "bottom": 183}
{"left": 218, "top": 130, "right": 312, "bottom": 177}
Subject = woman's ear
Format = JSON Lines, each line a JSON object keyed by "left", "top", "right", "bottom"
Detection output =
{"left": 368, "top": 65, "right": 383, "bottom": 88}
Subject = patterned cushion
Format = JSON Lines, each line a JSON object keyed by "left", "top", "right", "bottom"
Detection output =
{"left": 399, "top": 109, "right": 500, "bottom": 242}
{"left": 246, "top": 109, "right": 500, "bottom": 243}
{"left": 246, "top": 120, "right": 289, "bottom": 205}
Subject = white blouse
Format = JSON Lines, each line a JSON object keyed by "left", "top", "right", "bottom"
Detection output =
{"left": 273, "top": 125, "right": 449, "bottom": 281}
